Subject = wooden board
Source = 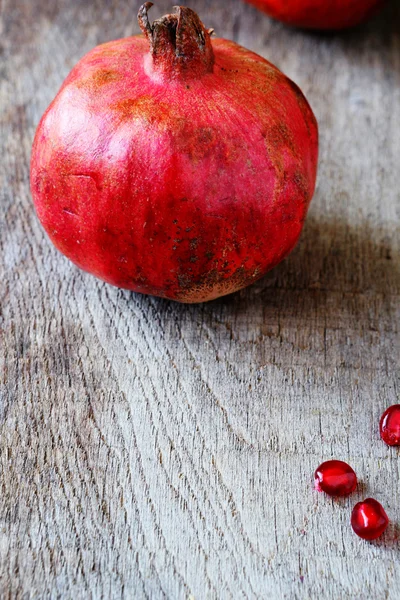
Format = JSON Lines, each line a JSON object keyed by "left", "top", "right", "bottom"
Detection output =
{"left": 1, "top": 0, "right": 399, "bottom": 597}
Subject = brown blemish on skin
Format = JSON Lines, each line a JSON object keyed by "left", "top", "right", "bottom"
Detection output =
{"left": 177, "top": 272, "right": 193, "bottom": 290}
{"left": 294, "top": 171, "right": 309, "bottom": 195}
{"left": 76, "top": 69, "right": 122, "bottom": 90}
{"left": 196, "top": 127, "right": 214, "bottom": 145}
{"left": 111, "top": 96, "right": 183, "bottom": 129}
{"left": 267, "top": 122, "right": 297, "bottom": 155}
{"left": 112, "top": 98, "right": 137, "bottom": 116}
{"left": 174, "top": 265, "right": 263, "bottom": 303}
{"left": 111, "top": 98, "right": 229, "bottom": 161}
{"left": 175, "top": 125, "right": 233, "bottom": 163}
{"left": 262, "top": 121, "right": 299, "bottom": 201}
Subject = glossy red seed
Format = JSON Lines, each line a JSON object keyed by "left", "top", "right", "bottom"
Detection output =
{"left": 351, "top": 498, "right": 389, "bottom": 541}
{"left": 314, "top": 460, "right": 357, "bottom": 496}
{"left": 379, "top": 404, "right": 400, "bottom": 446}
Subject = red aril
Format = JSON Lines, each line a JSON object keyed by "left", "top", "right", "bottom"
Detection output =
{"left": 314, "top": 460, "right": 357, "bottom": 496}
{"left": 30, "top": 3, "right": 318, "bottom": 303}
{"left": 380, "top": 405, "right": 400, "bottom": 446}
{"left": 351, "top": 498, "right": 389, "bottom": 541}
{"left": 244, "top": 0, "right": 384, "bottom": 30}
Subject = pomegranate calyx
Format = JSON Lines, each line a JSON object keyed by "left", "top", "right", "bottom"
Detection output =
{"left": 138, "top": 3, "right": 214, "bottom": 79}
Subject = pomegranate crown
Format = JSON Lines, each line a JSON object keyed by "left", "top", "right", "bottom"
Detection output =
{"left": 138, "top": 2, "right": 215, "bottom": 79}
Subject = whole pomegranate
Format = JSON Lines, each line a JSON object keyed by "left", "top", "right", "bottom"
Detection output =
{"left": 31, "top": 3, "right": 318, "bottom": 303}
{"left": 245, "top": 0, "right": 384, "bottom": 30}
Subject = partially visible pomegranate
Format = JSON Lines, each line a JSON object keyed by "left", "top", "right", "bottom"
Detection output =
{"left": 31, "top": 3, "right": 318, "bottom": 303}
{"left": 245, "top": 0, "right": 384, "bottom": 30}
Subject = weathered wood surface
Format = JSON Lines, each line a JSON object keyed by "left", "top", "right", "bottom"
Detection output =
{"left": 1, "top": 0, "right": 399, "bottom": 598}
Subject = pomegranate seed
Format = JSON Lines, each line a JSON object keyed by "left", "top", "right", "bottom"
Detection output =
{"left": 379, "top": 404, "right": 400, "bottom": 446}
{"left": 351, "top": 498, "right": 389, "bottom": 540}
{"left": 314, "top": 460, "right": 357, "bottom": 496}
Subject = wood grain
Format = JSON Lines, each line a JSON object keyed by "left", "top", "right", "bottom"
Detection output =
{"left": 1, "top": 0, "right": 399, "bottom": 598}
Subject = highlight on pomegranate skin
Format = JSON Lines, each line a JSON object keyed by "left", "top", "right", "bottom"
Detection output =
{"left": 244, "top": 0, "right": 384, "bottom": 30}
{"left": 380, "top": 405, "right": 400, "bottom": 446}
{"left": 351, "top": 498, "right": 389, "bottom": 541}
{"left": 30, "top": 3, "right": 318, "bottom": 303}
{"left": 314, "top": 460, "right": 357, "bottom": 497}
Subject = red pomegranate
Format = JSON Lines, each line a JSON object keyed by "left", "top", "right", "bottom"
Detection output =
{"left": 30, "top": 3, "right": 318, "bottom": 303}
{"left": 245, "top": 0, "right": 384, "bottom": 30}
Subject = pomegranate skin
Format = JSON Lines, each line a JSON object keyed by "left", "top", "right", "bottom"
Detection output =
{"left": 30, "top": 5, "right": 318, "bottom": 303}
{"left": 245, "top": 0, "right": 384, "bottom": 30}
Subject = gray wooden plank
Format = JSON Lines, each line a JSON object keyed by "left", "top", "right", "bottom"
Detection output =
{"left": 1, "top": 0, "right": 399, "bottom": 598}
